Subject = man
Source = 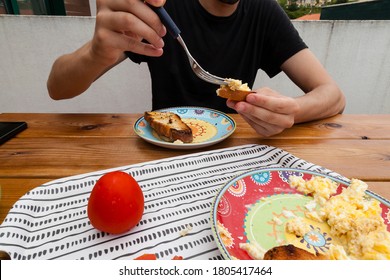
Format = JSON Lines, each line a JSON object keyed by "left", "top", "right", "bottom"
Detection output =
{"left": 47, "top": 0, "right": 345, "bottom": 137}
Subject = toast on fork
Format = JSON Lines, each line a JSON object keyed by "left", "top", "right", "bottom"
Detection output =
{"left": 144, "top": 111, "right": 193, "bottom": 143}
{"left": 216, "top": 78, "right": 253, "bottom": 101}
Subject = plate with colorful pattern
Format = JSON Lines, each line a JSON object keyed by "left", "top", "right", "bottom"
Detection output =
{"left": 210, "top": 168, "right": 390, "bottom": 260}
{"left": 134, "top": 107, "right": 236, "bottom": 149}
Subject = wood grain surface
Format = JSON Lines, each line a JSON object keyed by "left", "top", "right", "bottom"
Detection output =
{"left": 1, "top": 113, "right": 390, "bottom": 223}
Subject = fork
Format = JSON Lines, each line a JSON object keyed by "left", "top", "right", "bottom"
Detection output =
{"left": 149, "top": 6, "right": 228, "bottom": 86}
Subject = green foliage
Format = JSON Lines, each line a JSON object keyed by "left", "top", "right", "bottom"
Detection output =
{"left": 332, "top": 0, "right": 348, "bottom": 4}
{"left": 277, "top": 1, "right": 322, "bottom": 19}
{"left": 277, "top": 0, "right": 358, "bottom": 19}
{"left": 286, "top": 7, "right": 322, "bottom": 19}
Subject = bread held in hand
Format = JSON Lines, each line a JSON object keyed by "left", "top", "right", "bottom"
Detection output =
{"left": 216, "top": 78, "right": 253, "bottom": 101}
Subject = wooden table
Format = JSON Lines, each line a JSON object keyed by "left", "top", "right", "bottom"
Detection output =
{"left": 1, "top": 113, "right": 390, "bottom": 224}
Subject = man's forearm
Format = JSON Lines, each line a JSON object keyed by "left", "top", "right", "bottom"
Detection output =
{"left": 47, "top": 41, "right": 115, "bottom": 100}
{"left": 294, "top": 83, "right": 346, "bottom": 124}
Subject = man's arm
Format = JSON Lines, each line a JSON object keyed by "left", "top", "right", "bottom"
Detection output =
{"left": 227, "top": 49, "right": 346, "bottom": 137}
{"left": 282, "top": 48, "right": 345, "bottom": 123}
{"left": 47, "top": 41, "right": 126, "bottom": 100}
{"left": 47, "top": 0, "right": 167, "bottom": 100}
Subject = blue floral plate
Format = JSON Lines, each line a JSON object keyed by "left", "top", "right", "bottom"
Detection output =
{"left": 134, "top": 107, "right": 236, "bottom": 149}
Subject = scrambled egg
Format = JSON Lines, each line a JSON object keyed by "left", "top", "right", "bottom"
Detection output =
{"left": 321, "top": 179, "right": 390, "bottom": 259}
{"left": 217, "top": 221, "right": 234, "bottom": 248}
{"left": 285, "top": 217, "right": 311, "bottom": 237}
{"left": 179, "top": 224, "right": 193, "bottom": 237}
{"left": 239, "top": 242, "right": 266, "bottom": 260}
{"left": 289, "top": 175, "right": 339, "bottom": 206}
{"left": 290, "top": 176, "right": 390, "bottom": 260}
{"left": 327, "top": 244, "right": 350, "bottom": 260}
{"left": 237, "top": 176, "right": 390, "bottom": 260}
{"left": 225, "top": 78, "right": 251, "bottom": 91}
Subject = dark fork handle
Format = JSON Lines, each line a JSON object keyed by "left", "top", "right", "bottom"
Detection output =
{"left": 148, "top": 5, "right": 181, "bottom": 39}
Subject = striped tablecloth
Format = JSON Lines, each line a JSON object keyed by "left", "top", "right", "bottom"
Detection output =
{"left": 0, "top": 144, "right": 344, "bottom": 260}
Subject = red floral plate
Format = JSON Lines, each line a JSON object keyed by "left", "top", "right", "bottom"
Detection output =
{"left": 210, "top": 168, "right": 390, "bottom": 260}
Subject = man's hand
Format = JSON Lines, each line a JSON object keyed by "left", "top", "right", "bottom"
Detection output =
{"left": 91, "top": 0, "right": 167, "bottom": 66}
{"left": 47, "top": 0, "right": 168, "bottom": 100}
{"left": 227, "top": 87, "right": 300, "bottom": 137}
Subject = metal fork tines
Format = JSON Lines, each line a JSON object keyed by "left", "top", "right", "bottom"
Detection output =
{"left": 176, "top": 36, "right": 227, "bottom": 85}
{"left": 150, "top": 5, "right": 228, "bottom": 86}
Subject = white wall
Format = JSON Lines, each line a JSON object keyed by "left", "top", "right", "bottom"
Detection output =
{"left": 0, "top": 16, "right": 389, "bottom": 114}
{"left": 88, "top": 0, "right": 96, "bottom": 16}
{"left": 254, "top": 20, "right": 390, "bottom": 114}
{"left": 0, "top": 15, "right": 152, "bottom": 113}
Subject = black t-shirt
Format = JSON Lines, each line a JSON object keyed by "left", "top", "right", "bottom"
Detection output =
{"left": 126, "top": 0, "right": 307, "bottom": 113}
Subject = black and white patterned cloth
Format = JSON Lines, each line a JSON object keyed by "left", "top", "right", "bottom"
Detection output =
{"left": 0, "top": 144, "right": 344, "bottom": 260}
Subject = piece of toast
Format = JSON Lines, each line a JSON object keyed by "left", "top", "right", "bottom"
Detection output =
{"left": 144, "top": 111, "right": 193, "bottom": 143}
{"left": 216, "top": 87, "right": 252, "bottom": 101}
{"left": 263, "top": 244, "right": 328, "bottom": 260}
{"left": 216, "top": 78, "right": 253, "bottom": 101}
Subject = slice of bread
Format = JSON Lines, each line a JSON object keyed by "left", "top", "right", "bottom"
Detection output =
{"left": 263, "top": 244, "right": 328, "bottom": 260}
{"left": 144, "top": 111, "right": 193, "bottom": 143}
{"left": 216, "top": 87, "right": 252, "bottom": 101}
{"left": 216, "top": 78, "right": 253, "bottom": 101}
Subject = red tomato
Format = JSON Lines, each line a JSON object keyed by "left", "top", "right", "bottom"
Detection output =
{"left": 134, "top": 254, "right": 157, "bottom": 260}
{"left": 133, "top": 254, "right": 183, "bottom": 260}
{"left": 87, "top": 171, "right": 144, "bottom": 234}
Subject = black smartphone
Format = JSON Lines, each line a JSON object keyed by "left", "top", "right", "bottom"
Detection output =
{"left": 0, "top": 122, "right": 28, "bottom": 145}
